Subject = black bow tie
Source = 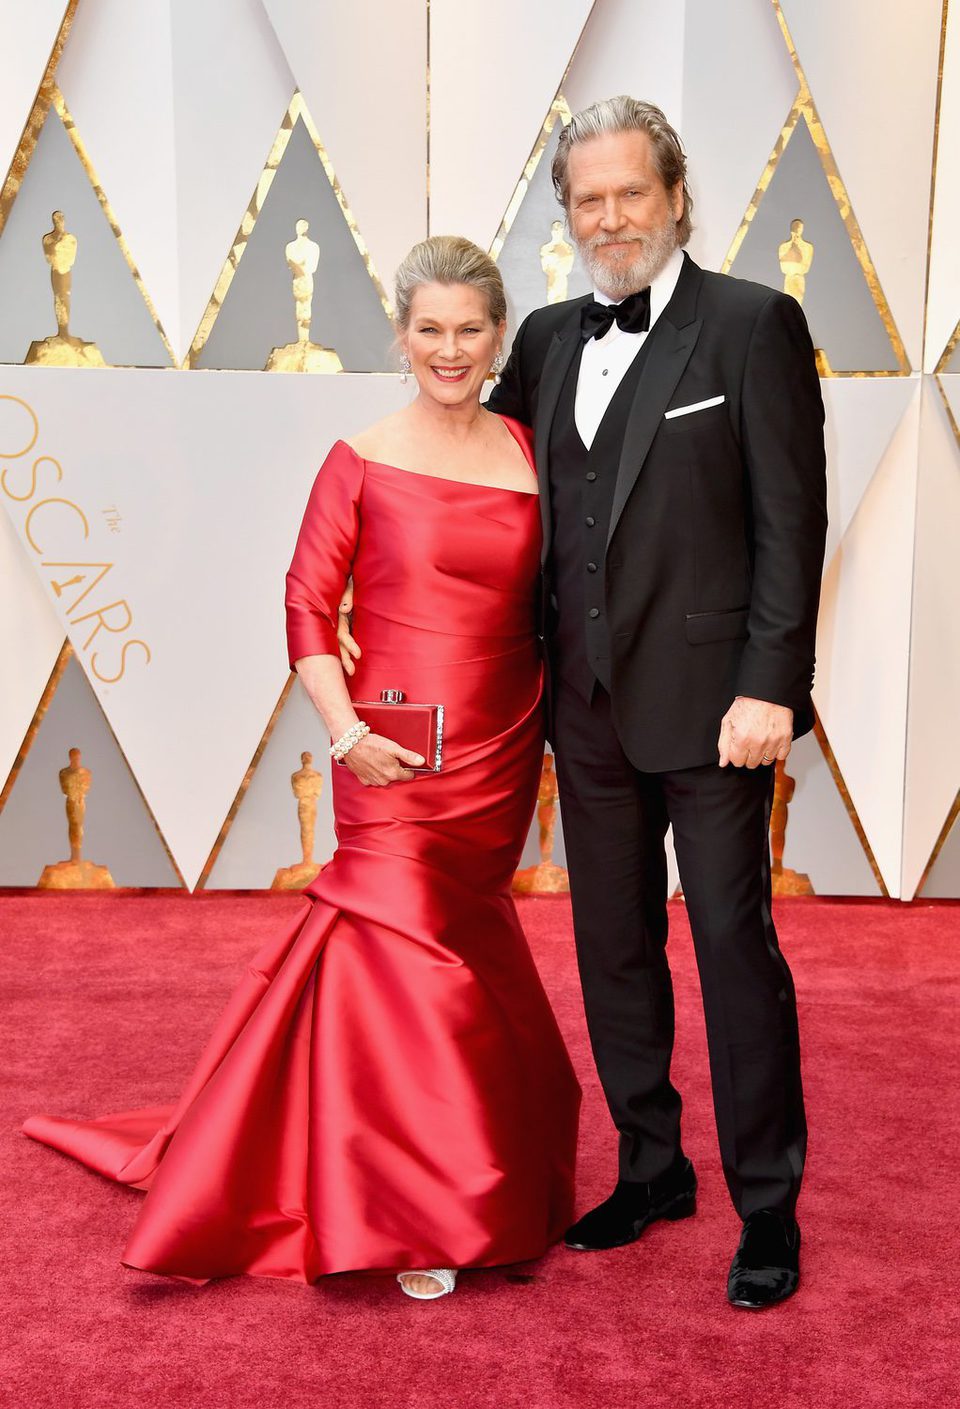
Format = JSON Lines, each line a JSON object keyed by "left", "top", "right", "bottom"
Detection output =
{"left": 579, "top": 288, "right": 651, "bottom": 341}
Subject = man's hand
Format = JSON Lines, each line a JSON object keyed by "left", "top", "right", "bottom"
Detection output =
{"left": 718, "top": 696, "right": 793, "bottom": 769}
{"left": 337, "top": 578, "right": 361, "bottom": 676}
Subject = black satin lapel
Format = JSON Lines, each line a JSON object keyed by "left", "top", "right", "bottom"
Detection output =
{"left": 535, "top": 316, "right": 583, "bottom": 560}
{"left": 606, "top": 318, "right": 703, "bottom": 548}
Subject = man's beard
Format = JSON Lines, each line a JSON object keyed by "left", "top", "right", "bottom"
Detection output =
{"left": 576, "top": 215, "right": 679, "bottom": 300}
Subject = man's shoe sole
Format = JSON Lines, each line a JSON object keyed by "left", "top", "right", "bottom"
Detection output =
{"left": 564, "top": 1190, "right": 697, "bottom": 1251}
{"left": 728, "top": 1275, "right": 799, "bottom": 1310}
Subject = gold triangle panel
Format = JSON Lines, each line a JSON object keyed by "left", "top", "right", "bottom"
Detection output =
{"left": 0, "top": 1, "right": 78, "bottom": 234}
{"left": 0, "top": 86, "right": 175, "bottom": 367}
{"left": 185, "top": 93, "right": 394, "bottom": 373}
{"left": 194, "top": 673, "right": 297, "bottom": 891}
{"left": 914, "top": 792, "right": 960, "bottom": 897}
{"left": 0, "top": 642, "right": 185, "bottom": 888}
{"left": 724, "top": 3, "right": 909, "bottom": 376}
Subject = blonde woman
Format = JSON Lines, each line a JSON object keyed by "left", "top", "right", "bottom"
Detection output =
{"left": 26, "top": 237, "right": 580, "bottom": 1302}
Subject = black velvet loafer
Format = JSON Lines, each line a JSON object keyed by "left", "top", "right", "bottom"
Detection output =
{"left": 564, "top": 1156, "right": 697, "bottom": 1251}
{"left": 727, "top": 1209, "right": 801, "bottom": 1309}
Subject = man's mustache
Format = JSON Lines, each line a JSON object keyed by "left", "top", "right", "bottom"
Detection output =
{"left": 583, "top": 231, "right": 649, "bottom": 252}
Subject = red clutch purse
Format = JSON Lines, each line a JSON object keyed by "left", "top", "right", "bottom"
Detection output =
{"left": 341, "top": 689, "right": 444, "bottom": 772}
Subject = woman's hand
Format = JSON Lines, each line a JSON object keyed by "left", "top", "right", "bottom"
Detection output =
{"left": 337, "top": 579, "right": 361, "bottom": 676}
{"left": 343, "top": 733, "right": 425, "bottom": 786}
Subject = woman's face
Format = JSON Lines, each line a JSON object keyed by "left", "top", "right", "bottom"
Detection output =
{"left": 402, "top": 282, "right": 504, "bottom": 410}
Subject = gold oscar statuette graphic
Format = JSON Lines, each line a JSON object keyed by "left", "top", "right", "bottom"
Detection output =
{"left": 770, "top": 759, "right": 813, "bottom": 897}
{"left": 778, "top": 218, "right": 832, "bottom": 376}
{"left": 38, "top": 748, "right": 115, "bottom": 889}
{"left": 540, "top": 221, "right": 576, "bottom": 305}
{"left": 513, "top": 753, "right": 570, "bottom": 895}
{"left": 264, "top": 219, "right": 343, "bottom": 373}
{"left": 25, "top": 211, "right": 106, "bottom": 368}
{"left": 272, "top": 751, "right": 327, "bottom": 890}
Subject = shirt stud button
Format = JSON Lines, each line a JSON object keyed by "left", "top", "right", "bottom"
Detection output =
{"left": 588, "top": 607, "right": 600, "bottom": 619}
{"left": 602, "top": 368, "right": 609, "bottom": 376}
{"left": 585, "top": 516, "right": 596, "bottom": 527}
{"left": 586, "top": 471, "right": 597, "bottom": 481}
{"left": 587, "top": 561, "right": 598, "bottom": 573}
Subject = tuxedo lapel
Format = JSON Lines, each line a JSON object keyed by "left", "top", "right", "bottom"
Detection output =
{"left": 606, "top": 255, "right": 704, "bottom": 548}
{"left": 535, "top": 302, "right": 585, "bottom": 560}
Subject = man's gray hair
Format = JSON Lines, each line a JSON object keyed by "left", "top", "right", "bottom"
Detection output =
{"left": 552, "top": 96, "right": 693, "bottom": 247}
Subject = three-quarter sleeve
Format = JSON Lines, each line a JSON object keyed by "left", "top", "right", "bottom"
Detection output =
{"left": 285, "top": 440, "right": 364, "bottom": 669}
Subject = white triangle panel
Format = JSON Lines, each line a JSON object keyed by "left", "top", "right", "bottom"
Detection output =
{"left": 820, "top": 377, "right": 917, "bottom": 569}
{"left": 780, "top": 0, "right": 943, "bottom": 370}
{"left": 56, "top": 1, "right": 180, "bottom": 357}
{"left": 901, "top": 378, "right": 960, "bottom": 897}
{"left": 940, "top": 372, "right": 960, "bottom": 428}
{"left": 0, "top": 499, "right": 64, "bottom": 792}
{"left": 926, "top": 2, "right": 960, "bottom": 370}
{"left": 171, "top": 1, "right": 297, "bottom": 366}
{"left": 681, "top": 0, "right": 798, "bottom": 273}
{"left": 57, "top": 0, "right": 297, "bottom": 367}
{"left": 429, "top": 0, "right": 596, "bottom": 249}
{"left": 0, "top": 367, "right": 411, "bottom": 889}
{"left": 262, "top": 0, "right": 427, "bottom": 313}
{"left": 0, "top": 2, "right": 68, "bottom": 195}
{"left": 813, "top": 383, "right": 921, "bottom": 895}
{"left": 564, "top": 0, "right": 684, "bottom": 140}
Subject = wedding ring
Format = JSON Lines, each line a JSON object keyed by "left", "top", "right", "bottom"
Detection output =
{"left": 762, "top": 755, "right": 772, "bottom": 763}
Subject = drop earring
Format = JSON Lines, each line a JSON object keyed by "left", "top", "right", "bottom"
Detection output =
{"left": 399, "top": 352, "right": 411, "bottom": 385}
{"left": 492, "top": 350, "right": 504, "bottom": 385}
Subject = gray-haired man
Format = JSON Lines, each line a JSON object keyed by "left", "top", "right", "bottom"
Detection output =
{"left": 488, "top": 96, "right": 827, "bottom": 1309}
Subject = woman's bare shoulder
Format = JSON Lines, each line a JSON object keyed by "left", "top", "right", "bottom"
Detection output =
{"left": 347, "top": 411, "right": 409, "bottom": 461}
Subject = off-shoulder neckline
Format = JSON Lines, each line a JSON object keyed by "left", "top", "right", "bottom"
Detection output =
{"left": 338, "top": 414, "right": 538, "bottom": 497}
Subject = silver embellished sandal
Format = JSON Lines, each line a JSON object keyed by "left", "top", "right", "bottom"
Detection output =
{"left": 396, "top": 1268, "right": 457, "bottom": 1300}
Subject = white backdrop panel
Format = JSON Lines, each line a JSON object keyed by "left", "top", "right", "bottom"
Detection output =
{"left": 0, "top": 368, "right": 411, "bottom": 889}
{"left": 681, "top": 0, "right": 797, "bottom": 273}
{"left": 901, "top": 377, "right": 960, "bottom": 896}
{"left": 0, "top": 2, "right": 68, "bottom": 194}
{"left": 429, "top": 0, "right": 596, "bottom": 249}
{"left": 0, "top": 506, "right": 63, "bottom": 792}
{"left": 171, "top": 0, "right": 297, "bottom": 367}
{"left": 58, "top": 0, "right": 298, "bottom": 367}
{"left": 820, "top": 377, "right": 917, "bottom": 569}
{"left": 813, "top": 382, "right": 921, "bottom": 895}
{"left": 780, "top": 0, "right": 943, "bottom": 369}
{"left": 262, "top": 0, "right": 427, "bottom": 310}
{"left": 564, "top": 0, "right": 684, "bottom": 135}
{"left": 925, "top": 0, "right": 960, "bottom": 370}
{"left": 56, "top": 1, "right": 180, "bottom": 356}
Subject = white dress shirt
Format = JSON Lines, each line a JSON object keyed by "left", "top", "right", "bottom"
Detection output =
{"left": 574, "top": 246, "right": 685, "bottom": 450}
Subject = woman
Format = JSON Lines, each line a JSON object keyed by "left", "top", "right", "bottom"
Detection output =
{"left": 24, "top": 236, "right": 580, "bottom": 1301}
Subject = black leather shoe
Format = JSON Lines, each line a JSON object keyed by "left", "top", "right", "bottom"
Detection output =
{"left": 727, "top": 1209, "right": 801, "bottom": 1309}
{"left": 564, "top": 1156, "right": 697, "bottom": 1251}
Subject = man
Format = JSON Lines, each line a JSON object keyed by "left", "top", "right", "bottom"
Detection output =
{"left": 487, "top": 96, "right": 827, "bottom": 1309}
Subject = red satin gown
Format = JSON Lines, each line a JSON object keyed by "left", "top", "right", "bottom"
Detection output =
{"left": 24, "top": 415, "right": 580, "bottom": 1283}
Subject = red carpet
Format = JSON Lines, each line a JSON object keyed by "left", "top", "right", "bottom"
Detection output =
{"left": 3, "top": 893, "right": 958, "bottom": 1407}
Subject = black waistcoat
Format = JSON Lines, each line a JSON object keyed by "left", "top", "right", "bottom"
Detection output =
{"left": 547, "top": 335, "right": 653, "bottom": 699}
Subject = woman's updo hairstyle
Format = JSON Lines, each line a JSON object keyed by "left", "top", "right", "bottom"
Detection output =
{"left": 394, "top": 235, "right": 507, "bottom": 330}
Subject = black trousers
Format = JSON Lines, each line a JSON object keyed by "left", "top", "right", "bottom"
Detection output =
{"left": 552, "top": 678, "right": 806, "bottom": 1218}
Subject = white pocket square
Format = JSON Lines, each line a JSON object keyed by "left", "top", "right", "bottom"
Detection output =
{"left": 664, "top": 394, "right": 726, "bottom": 420}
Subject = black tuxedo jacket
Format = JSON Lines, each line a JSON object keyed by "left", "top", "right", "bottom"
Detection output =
{"left": 488, "top": 252, "right": 828, "bottom": 772}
